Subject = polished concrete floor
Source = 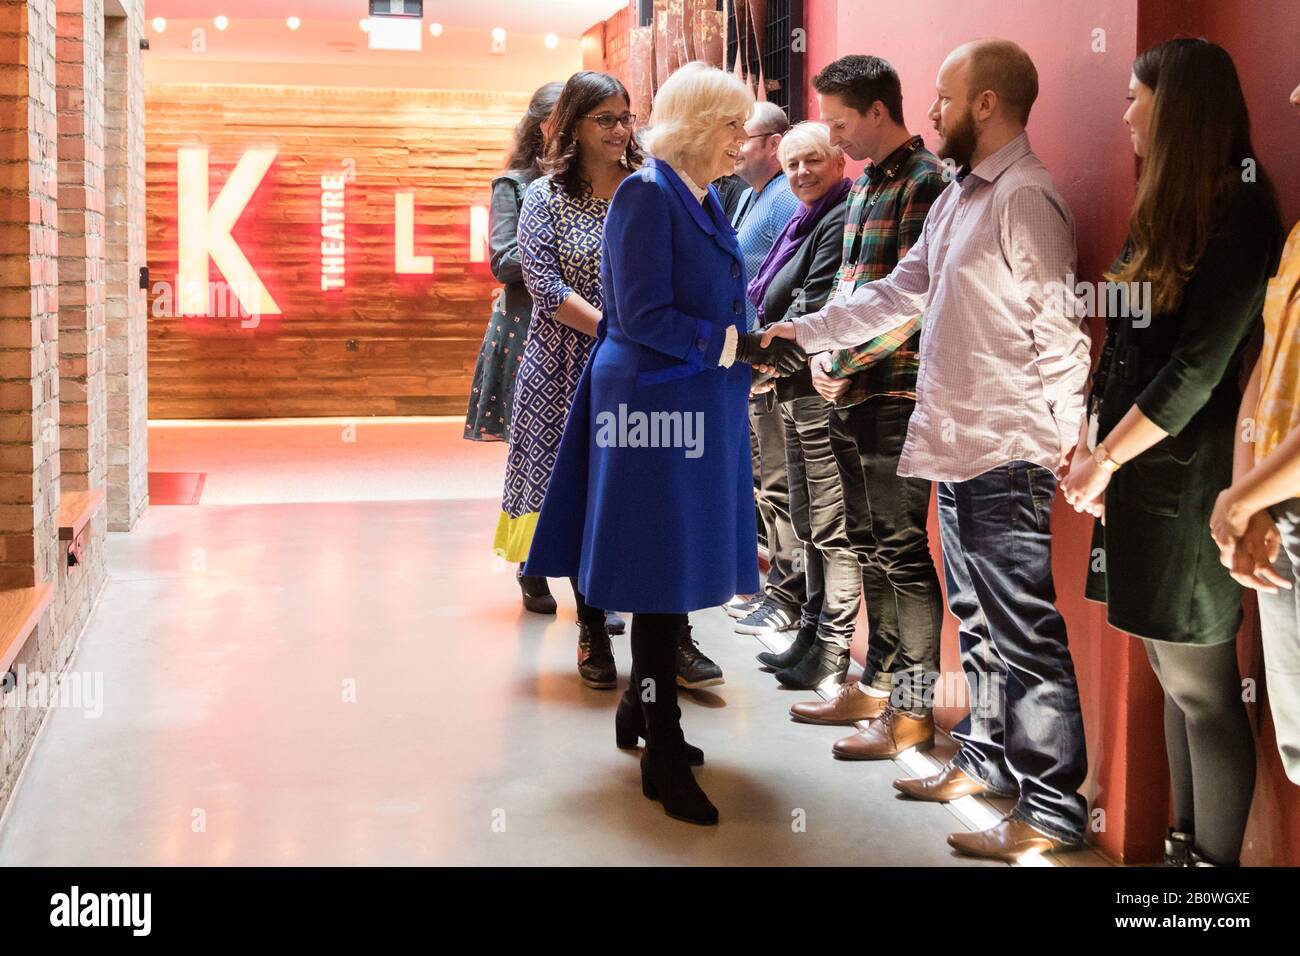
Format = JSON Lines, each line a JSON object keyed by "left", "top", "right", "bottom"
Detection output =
{"left": 0, "top": 419, "right": 1050, "bottom": 866}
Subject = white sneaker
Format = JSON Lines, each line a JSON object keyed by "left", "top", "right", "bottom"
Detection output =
{"left": 734, "top": 601, "right": 799, "bottom": 635}
{"left": 723, "top": 594, "right": 762, "bottom": 619}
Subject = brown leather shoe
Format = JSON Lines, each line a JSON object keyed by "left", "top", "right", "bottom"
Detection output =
{"left": 789, "top": 682, "right": 888, "bottom": 726}
{"left": 947, "top": 815, "right": 1079, "bottom": 862}
{"left": 893, "top": 762, "right": 994, "bottom": 802}
{"left": 832, "top": 707, "right": 934, "bottom": 760}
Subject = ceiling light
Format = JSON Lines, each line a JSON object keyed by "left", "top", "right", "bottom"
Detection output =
{"left": 151, "top": 16, "right": 166, "bottom": 32}
{"left": 286, "top": 16, "right": 301, "bottom": 30}
{"left": 214, "top": 15, "right": 229, "bottom": 31}
{"left": 491, "top": 28, "right": 506, "bottom": 43}
{"left": 429, "top": 22, "right": 443, "bottom": 37}
{"left": 544, "top": 33, "right": 559, "bottom": 49}
{"left": 359, "top": 18, "right": 371, "bottom": 32}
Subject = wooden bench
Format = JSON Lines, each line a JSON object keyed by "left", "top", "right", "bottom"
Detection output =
{"left": 0, "top": 583, "right": 54, "bottom": 676}
{"left": 58, "top": 487, "right": 106, "bottom": 542}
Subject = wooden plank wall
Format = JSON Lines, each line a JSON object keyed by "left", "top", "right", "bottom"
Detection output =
{"left": 145, "top": 83, "right": 531, "bottom": 418}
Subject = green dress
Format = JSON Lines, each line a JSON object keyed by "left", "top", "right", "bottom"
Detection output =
{"left": 1085, "top": 182, "right": 1283, "bottom": 644}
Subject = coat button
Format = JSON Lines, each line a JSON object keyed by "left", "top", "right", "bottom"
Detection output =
{"left": 733, "top": 300, "right": 742, "bottom": 314}
{"left": 731, "top": 262, "right": 741, "bottom": 278}
{"left": 696, "top": 337, "right": 707, "bottom": 351}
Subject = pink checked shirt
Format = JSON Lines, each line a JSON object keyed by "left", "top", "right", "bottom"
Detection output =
{"left": 793, "top": 132, "right": 1091, "bottom": 483}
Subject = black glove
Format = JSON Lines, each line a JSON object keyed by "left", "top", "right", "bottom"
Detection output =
{"left": 734, "top": 331, "right": 807, "bottom": 375}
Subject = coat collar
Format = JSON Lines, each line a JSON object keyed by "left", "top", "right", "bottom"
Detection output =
{"left": 647, "top": 157, "right": 741, "bottom": 262}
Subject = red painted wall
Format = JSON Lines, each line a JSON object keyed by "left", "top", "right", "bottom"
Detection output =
{"left": 805, "top": 0, "right": 1300, "bottom": 863}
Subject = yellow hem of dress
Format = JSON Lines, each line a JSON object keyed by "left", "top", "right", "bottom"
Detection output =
{"left": 494, "top": 510, "right": 539, "bottom": 564}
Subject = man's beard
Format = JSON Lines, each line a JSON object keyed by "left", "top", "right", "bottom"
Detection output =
{"left": 937, "top": 109, "right": 977, "bottom": 168}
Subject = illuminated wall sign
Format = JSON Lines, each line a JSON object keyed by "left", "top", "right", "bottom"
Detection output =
{"left": 394, "top": 192, "right": 433, "bottom": 274}
{"left": 175, "top": 149, "right": 490, "bottom": 314}
{"left": 321, "top": 174, "right": 346, "bottom": 290}
{"left": 469, "top": 205, "right": 489, "bottom": 264}
{"left": 177, "top": 147, "right": 282, "bottom": 317}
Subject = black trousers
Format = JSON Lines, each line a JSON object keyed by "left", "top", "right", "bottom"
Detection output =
{"left": 780, "top": 395, "right": 861, "bottom": 649}
{"left": 828, "top": 396, "right": 942, "bottom": 704}
{"left": 750, "top": 392, "right": 805, "bottom": 613}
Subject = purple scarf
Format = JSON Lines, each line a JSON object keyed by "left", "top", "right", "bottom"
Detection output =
{"left": 746, "top": 177, "right": 852, "bottom": 320}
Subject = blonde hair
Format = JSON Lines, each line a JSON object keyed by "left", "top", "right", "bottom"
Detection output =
{"left": 641, "top": 61, "right": 754, "bottom": 169}
{"left": 778, "top": 122, "right": 842, "bottom": 167}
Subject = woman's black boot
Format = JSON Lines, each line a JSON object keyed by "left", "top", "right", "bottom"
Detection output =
{"left": 640, "top": 747, "right": 718, "bottom": 825}
{"left": 633, "top": 613, "right": 718, "bottom": 825}
{"left": 1163, "top": 829, "right": 1194, "bottom": 866}
{"left": 615, "top": 672, "right": 704, "bottom": 765}
{"left": 756, "top": 622, "right": 816, "bottom": 670}
{"left": 577, "top": 621, "right": 616, "bottom": 689}
{"left": 517, "top": 565, "right": 556, "bottom": 614}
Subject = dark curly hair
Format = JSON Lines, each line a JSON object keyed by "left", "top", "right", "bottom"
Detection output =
{"left": 505, "top": 81, "right": 564, "bottom": 173}
{"left": 812, "top": 55, "right": 904, "bottom": 124}
{"left": 541, "top": 71, "right": 643, "bottom": 197}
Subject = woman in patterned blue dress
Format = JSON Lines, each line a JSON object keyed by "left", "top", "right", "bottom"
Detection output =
{"left": 493, "top": 72, "right": 642, "bottom": 688}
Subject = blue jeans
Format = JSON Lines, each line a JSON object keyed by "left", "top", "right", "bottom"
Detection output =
{"left": 937, "top": 461, "right": 1088, "bottom": 844}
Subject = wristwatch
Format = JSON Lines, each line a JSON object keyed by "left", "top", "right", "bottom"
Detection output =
{"left": 1092, "top": 443, "right": 1121, "bottom": 472}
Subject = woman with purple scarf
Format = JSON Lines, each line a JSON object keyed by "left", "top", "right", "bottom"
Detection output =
{"left": 747, "top": 122, "right": 861, "bottom": 690}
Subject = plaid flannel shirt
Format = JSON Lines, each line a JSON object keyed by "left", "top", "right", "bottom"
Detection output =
{"left": 826, "top": 136, "right": 946, "bottom": 407}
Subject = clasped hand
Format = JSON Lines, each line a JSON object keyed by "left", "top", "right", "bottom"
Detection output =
{"left": 736, "top": 323, "right": 807, "bottom": 377}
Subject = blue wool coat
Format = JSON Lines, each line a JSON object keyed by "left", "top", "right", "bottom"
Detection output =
{"left": 523, "top": 157, "right": 760, "bottom": 614}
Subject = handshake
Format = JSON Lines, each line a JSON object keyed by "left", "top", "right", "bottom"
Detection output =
{"left": 735, "top": 322, "right": 808, "bottom": 384}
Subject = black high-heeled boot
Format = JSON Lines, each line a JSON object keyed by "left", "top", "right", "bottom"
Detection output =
{"left": 615, "top": 672, "right": 704, "bottom": 765}
{"left": 633, "top": 613, "right": 718, "bottom": 825}
{"left": 756, "top": 622, "right": 816, "bottom": 670}
{"left": 517, "top": 565, "right": 556, "bottom": 614}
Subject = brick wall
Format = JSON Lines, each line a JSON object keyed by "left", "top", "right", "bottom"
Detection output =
{"left": 0, "top": 0, "right": 144, "bottom": 823}
{"left": 103, "top": 3, "right": 144, "bottom": 530}
{"left": 53, "top": 0, "right": 108, "bottom": 725}
{"left": 57, "top": 0, "right": 107, "bottom": 495}
{"left": 0, "top": 0, "right": 59, "bottom": 593}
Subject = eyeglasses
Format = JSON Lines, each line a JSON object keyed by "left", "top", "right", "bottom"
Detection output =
{"left": 746, "top": 130, "right": 779, "bottom": 140}
{"left": 584, "top": 112, "right": 637, "bottom": 130}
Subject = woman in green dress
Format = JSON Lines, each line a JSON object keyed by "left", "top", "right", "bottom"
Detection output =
{"left": 464, "top": 81, "right": 563, "bottom": 445}
{"left": 1062, "top": 39, "right": 1284, "bottom": 867}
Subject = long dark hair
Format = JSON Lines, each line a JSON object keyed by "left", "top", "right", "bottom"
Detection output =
{"left": 505, "top": 81, "right": 564, "bottom": 173}
{"left": 1108, "top": 38, "right": 1278, "bottom": 313}
{"left": 541, "top": 71, "right": 643, "bottom": 197}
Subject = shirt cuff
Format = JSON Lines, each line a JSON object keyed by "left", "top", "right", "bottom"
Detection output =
{"left": 718, "top": 325, "right": 738, "bottom": 367}
{"left": 792, "top": 312, "right": 832, "bottom": 354}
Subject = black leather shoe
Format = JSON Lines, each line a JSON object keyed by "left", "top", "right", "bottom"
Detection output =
{"left": 1189, "top": 848, "right": 1238, "bottom": 867}
{"left": 757, "top": 623, "right": 815, "bottom": 670}
{"left": 641, "top": 745, "right": 718, "bottom": 825}
{"left": 1164, "top": 829, "right": 1194, "bottom": 866}
{"left": 577, "top": 622, "right": 616, "bottom": 689}
{"left": 605, "top": 611, "right": 626, "bottom": 635}
{"left": 615, "top": 680, "right": 704, "bottom": 765}
{"left": 517, "top": 566, "right": 556, "bottom": 615}
{"left": 774, "top": 641, "right": 849, "bottom": 690}
{"left": 676, "top": 625, "right": 723, "bottom": 688}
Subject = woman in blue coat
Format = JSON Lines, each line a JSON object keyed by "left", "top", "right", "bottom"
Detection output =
{"left": 525, "top": 63, "right": 806, "bottom": 824}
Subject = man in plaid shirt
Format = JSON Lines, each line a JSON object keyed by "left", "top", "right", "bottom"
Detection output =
{"left": 786, "top": 56, "right": 949, "bottom": 762}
